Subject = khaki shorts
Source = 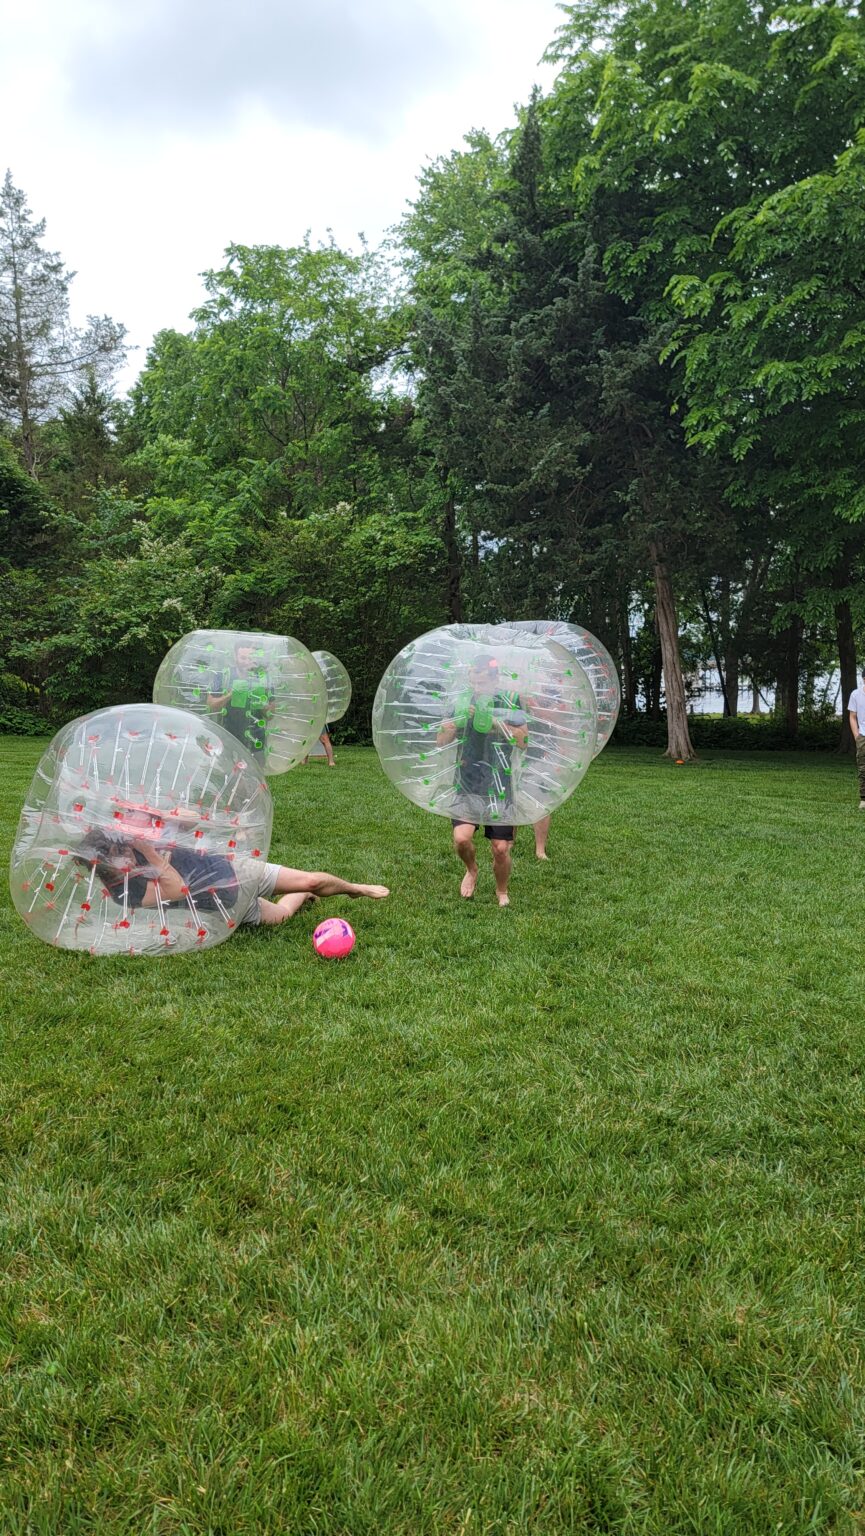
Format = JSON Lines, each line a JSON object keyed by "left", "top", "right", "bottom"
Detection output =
{"left": 239, "top": 860, "right": 282, "bottom": 926}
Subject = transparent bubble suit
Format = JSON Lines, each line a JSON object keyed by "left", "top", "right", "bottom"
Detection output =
{"left": 509, "top": 620, "right": 621, "bottom": 756}
{"left": 153, "top": 629, "right": 327, "bottom": 775}
{"left": 9, "top": 704, "right": 273, "bottom": 956}
{"left": 372, "top": 624, "right": 597, "bottom": 826}
{"left": 311, "top": 650, "right": 352, "bottom": 723}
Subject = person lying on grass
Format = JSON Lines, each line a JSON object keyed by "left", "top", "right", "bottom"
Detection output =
{"left": 76, "top": 821, "right": 389, "bottom": 930}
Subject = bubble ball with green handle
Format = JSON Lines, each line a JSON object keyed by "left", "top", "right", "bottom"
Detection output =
{"left": 372, "top": 623, "right": 597, "bottom": 827}
{"left": 153, "top": 629, "right": 327, "bottom": 775}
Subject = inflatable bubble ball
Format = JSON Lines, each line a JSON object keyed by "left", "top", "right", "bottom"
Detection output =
{"left": 372, "top": 623, "right": 597, "bottom": 827}
{"left": 9, "top": 704, "right": 274, "bottom": 957}
{"left": 311, "top": 651, "right": 352, "bottom": 724}
{"left": 509, "top": 620, "right": 620, "bottom": 755}
{"left": 153, "top": 629, "right": 327, "bottom": 774}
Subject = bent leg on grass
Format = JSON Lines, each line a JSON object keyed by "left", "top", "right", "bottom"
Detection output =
{"left": 256, "top": 892, "right": 316, "bottom": 925}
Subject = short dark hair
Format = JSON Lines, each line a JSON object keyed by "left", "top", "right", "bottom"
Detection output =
{"left": 471, "top": 655, "right": 499, "bottom": 672}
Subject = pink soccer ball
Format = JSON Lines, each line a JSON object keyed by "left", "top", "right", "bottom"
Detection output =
{"left": 312, "top": 917, "right": 356, "bottom": 959}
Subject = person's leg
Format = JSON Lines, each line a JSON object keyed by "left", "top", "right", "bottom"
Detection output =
{"left": 534, "top": 815, "right": 551, "bottom": 860}
{"left": 270, "top": 866, "right": 389, "bottom": 900}
{"left": 256, "top": 892, "right": 316, "bottom": 925}
{"left": 452, "top": 821, "right": 479, "bottom": 898}
{"left": 321, "top": 730, "right": 336, "bottom": 767}
{"left": 857, "top": 738, "right": 865, "bottom": 804}
{"left": 489, "top": 836, "right": 514, "bottom": 906}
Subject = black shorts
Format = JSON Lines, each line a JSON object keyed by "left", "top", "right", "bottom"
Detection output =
{"left": 452, "top": 820, "right": 516, "bottom": 842}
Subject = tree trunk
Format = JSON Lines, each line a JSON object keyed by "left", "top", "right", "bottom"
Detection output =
{"left": 724, "top": 647, "right": 739, "bottom": 717}
{"left": 649, "top": 541, "right": 696, "bottom": 760}
{"left": 701, "top": 589, "right": 731, "bottom": 716}
{"left": 782, "top": 616, "right": 802, "bottom": 738}
{"left": 649, "top": 612, "right": 663, "bottom": 721}
{"left": 835, "top": 597, "right": 857, "bottom": 755}
{"left": 748, "top": 679, "right": 762, "bottom": 715}
{"left": 619, "top": 597, "right": 637, "bottom": 715}
{"left": 718, "top": 575, "right": 738, "bottom": 716}
{"left": 442, "top": 491, "right": 462, "bottom": 622}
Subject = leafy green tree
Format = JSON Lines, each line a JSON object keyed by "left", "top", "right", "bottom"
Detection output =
{"left": 404, "top": 96, "right": 710, "bottom": 756}
{"left": 542, "top": 0, "right": 865, "bottom": 747}
{"left": 667, "top": 128, "right": 865, "bottom": 742}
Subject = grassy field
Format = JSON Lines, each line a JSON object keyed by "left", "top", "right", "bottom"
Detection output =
{"left": 1, "top": 738, "right": 863, "bottom": 1534}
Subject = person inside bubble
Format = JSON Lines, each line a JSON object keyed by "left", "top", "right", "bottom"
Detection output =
{"left": 207, "top": 640, "right": 275, "bottom": 761}
{"left": 75, "top": 813, "right": 389, "bottom": 931}
{"left": 436, "top": 654, "right": 527, "bottom": 907}
{"left": 525, "top": 663, "right": 571, "bottom": 861}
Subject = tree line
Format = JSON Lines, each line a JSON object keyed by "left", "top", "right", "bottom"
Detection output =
{"left": 2, "top": 0, "right": 864, "bottom": 756}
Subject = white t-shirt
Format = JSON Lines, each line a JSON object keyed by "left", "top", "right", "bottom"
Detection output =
{"left": 848, "top": 687, "right": 865, "bottom": 734}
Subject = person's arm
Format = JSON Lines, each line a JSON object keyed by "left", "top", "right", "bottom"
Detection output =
{"left": 207, "top": 668, "right": 232, "bottom": 710}
{"left": 130, "top": 842, "right": 189, "bottom": 906}
{"left": 437, "top": 718, "right": 457, "bottom": 746}
{"left": 499, "top": 721, "right": 528, "bottom": 748}
{"left": 495, "top": 703, "right": 528, "bottom": 748}
{"left": 850, "top": 709, "right": 860, "bottom": 742}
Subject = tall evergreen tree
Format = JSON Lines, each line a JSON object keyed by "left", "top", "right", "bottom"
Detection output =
{"left": 0, "top": 171, "right": 126, "bottom": 475}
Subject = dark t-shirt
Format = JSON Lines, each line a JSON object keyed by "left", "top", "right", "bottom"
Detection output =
{"left": 105, "top": 846, "right": 239, "bottom": 911}
{"left": 212, "top": 668, "right": 271, "bottom": 757}
{"left": 453, "top": 690, "right": 525, "bottom": 810}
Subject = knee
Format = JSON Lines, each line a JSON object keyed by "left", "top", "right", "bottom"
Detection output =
{"left": 490, "top": 839, "right": 512, "bottom": 861}
{"left": 453, "top": 825, "right": 475, "bottom": 852}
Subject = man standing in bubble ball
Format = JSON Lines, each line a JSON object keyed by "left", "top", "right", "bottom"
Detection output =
{"left": 437, "top": 655, "right": 527, "bottom": 907}
{"left": 207, "top": 640, "right": 274, "bottom": 763}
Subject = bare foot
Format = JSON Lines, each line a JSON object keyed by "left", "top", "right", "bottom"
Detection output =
{"left": 356, "top": 884, "right": 389, "bottom": 899}
{"left": 497, "top": 892, "right": 510, "bottom": 907}
{"left": 460, "top": 866, "right": 478, "bottom": 899}
{"left": 535, "top": 850, "right": 549, "bottom": 861}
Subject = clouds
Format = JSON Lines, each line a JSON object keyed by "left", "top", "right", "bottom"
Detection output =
{"left": 0, "top": 0, "right": 561, "bottom": 388}
{"left": 65, "top": 0, "right": 461, "bottom": 140}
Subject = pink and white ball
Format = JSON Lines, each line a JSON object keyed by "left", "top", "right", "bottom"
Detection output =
{"left": 312, "top": 917, "right": 356, "bottom": 959}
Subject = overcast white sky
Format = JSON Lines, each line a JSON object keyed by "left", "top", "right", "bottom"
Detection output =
{"left": 0, "top": 0, "right": 564, "bottom": 388}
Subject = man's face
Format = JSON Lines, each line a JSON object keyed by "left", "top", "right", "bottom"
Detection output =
{"left": 235, "top": 646, "right": 253, "bottom": 672}
{"left": 470, "top": 664, "right": 498, "bottom": 696}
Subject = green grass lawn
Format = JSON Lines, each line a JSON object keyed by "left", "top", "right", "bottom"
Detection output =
{"left": 1, "top": 739, "right": 864, "bottom": 1534}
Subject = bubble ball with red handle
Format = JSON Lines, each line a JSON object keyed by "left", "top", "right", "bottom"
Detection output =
{"left": 9, "top": 703, "right": 273, "bottom": 957}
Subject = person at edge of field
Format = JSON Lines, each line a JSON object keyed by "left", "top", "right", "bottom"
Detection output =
{"left": 526, "top": 662, "right": 572, "bottom": 861}
{"left": 207, "top": 640, "right": 274, "bottom": 763}
{"left": 76, "top": 812, "right": 389, "bottom": 929}
{"left": 848, "top": 668, "right": 865, "bottom": 808}
{"left": 436, "top": 655, "right": 528, "bottom": 907}
{"left": 317, "top": 724, "right": 337, "bottom": 766}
